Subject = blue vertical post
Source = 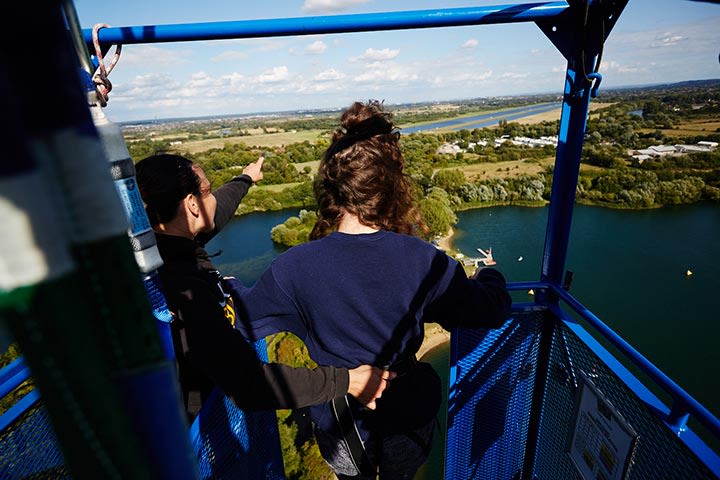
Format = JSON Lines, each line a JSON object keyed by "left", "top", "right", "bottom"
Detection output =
{"left": 535, "top": 0, "right": 628, "bottom": 290}
{"left": 523, "top": 2, "right": 628, "bottom": 477}
{"left": 540, "top": 66, "right": 592, "bottom": 288}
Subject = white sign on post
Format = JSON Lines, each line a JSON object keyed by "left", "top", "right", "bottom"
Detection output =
{"left": 567, "top": 371, "right": 639, "bottom": 480}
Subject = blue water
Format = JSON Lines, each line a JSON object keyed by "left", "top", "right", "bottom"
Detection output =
{"left": 208, "top": 203, "right": 720, "bottom": 417}
{"left": 401, "top": 102, "right": 559, "bottom": 134}
{"left": 452, "top": 203, "right": 720, "bottom": 416}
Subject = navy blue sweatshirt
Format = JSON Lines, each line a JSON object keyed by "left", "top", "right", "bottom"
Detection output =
{"left": 230, "top": 229, "right": 511, "bottom": 439}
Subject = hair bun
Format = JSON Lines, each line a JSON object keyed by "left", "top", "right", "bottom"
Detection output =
{"left": 341, "top": 100, "right": 395, "bottom": 139}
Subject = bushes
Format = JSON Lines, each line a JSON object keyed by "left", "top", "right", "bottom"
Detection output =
{"left": 270, "top": 210, "right": 318, "bottom": 247}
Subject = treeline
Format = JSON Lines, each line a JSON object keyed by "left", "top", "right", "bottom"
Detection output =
{"left": 125, "top": 85, "right": 720, "bottom": 245}
{"left": 128, "top": 138, "right": 327, "bottom": 187}
{"left": 128, "top": 121, "right": 719, "bottom": 227}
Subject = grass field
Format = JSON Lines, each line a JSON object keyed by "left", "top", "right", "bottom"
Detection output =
{"left": 439, "top": 158, "right": 553, "bottom": 181}
{"left": 639, "top": 118, "right": 720, "bottom": 138}
{"left": 436, "top": 157, "right": 607, "bottom": 181}
{"left": 173, "top": 103, "right": 615, "bottom": 154}
{"left": 292, "top": 160, "right": 320, "bottom": 174}
{"left": 173, "top": 129, "right": 328, "bottom": 154}
{"left": 254, "top": 182, "right": 303, "bottom": 192}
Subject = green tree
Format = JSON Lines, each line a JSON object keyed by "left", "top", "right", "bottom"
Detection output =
{"left": 418, "top": 188, "right": 457, "bottom": 237}
{"left": 432, "top": 169, "right": 466, "bottom": 194}
{"left": 271, "top": 210, "right": 318, "bottom": 247}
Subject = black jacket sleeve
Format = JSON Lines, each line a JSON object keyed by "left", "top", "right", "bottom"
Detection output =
{"left": 425, "top": 259, "right": 512, "bottom": 331}
{"left": 195, "top": 175, "right": 253, "bottom": 246}
{"left": 176, "top": 277, "right": 349, "bottom": 410}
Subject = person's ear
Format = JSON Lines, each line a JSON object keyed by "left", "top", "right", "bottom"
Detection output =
{"left": 185, "top": 193, "right": 200, "bottom": 216}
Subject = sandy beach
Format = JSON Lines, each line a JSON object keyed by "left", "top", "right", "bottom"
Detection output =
{"left": 437, "top": 227, "right": 455, "bottom": 252}
{"left": 418, "top": 323, "right": 451, "bottom": 360}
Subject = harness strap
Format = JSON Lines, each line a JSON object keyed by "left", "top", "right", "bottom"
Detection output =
{"left": 329, "top": 354, "right": 421, "bottom": 476}
{"left": 387, "top": 354, "right": 417, "bottom": 377}
{"left": 331, "top": 395, "right": 376, "bottom": 477}
{"left": 175, "top": 322, "right": 204, "bottom": 418}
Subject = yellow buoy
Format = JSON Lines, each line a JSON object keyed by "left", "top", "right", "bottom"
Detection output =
{"left": 528, "top": 289, "right": 535, "bottom": 296}
{"left": 686, "top": 269, "right": 693, "bottom": 277}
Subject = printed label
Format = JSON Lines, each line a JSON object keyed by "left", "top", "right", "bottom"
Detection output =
{"left": 115, "top": 177, "right": 152, "bottom": 236}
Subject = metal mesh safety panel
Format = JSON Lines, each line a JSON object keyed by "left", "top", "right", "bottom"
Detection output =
{"left": 531, "top": 320, "right": 716, "bottom": 480}
{"left": 0, "top": 402, "right": 70, "bottom": 479}
{"left": 446, "top": 310, "right": 543, "bottom": 479}
{"left": 190, "top": 338, "right": 285, "bottom": 480}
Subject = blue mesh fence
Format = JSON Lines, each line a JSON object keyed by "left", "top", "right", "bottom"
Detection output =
{"left": 446, "top": 309, "right": 543, "bottom": 479}
{"left": 446, "top": 307, "right": 718, "bottom": 480}
{"left": 0, "top": 338, "right": 285, "bottom": 479}
{"left": 189, "top": 338, "right": 285, "bottom": 480}
{"left": 530, "top": 318, "right": 717, "bottom": 480}
{"left": 0, "top": 397, "right": 70, "bottom": 479}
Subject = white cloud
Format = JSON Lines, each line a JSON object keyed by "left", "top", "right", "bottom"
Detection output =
{"left": 305, "top": 40, "right": 328, "bottom": 55}
{"left": 650, "top": 33, "right": 686, "bottom": 48}
{"left": 187, "top": 72, "right": 216, "bottom": 87}
{"left": 500, "top": 72, "right": 529, "bottom": 79}
{"left": 428, "top": 69, "right": 494, "bottom": 89}
{"left": 461, "top": 39, "right": 479, "bottom": 50}
{"left": 351, "top": 47, "right": 400, "bottom": 62}
{"left": 130, "top": 73, "right": 173, "bottom": 88}
{"left": 354, "top": 64, "right": 417, "bottom": 83}
{"left": 255, "top": 66, "right": 290, "bottom": 83}
{"left": 210, "top": 51, "right": 248, "bottom": 63}
{"left": 303, "top": 0, "right": 369, "bottom": 13}
{"left": 601, "top": 60, "right": 646, "bottom": 75}
{"left": 242, "top": 39, "right": 287, "bottom": 52}
{"left": 315, "top": 68, "right": 346, "bottom": 81}
{"left": 116, "top": 46, "right": 191, "bottom": 68}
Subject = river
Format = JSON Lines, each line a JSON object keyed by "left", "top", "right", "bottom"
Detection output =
{"left": 401, "top": 102, "right": 559, "bottom": 134}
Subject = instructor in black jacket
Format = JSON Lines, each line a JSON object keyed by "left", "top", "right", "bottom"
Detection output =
{"left": 136, "top": 153, "right": 393, "bottom": 420}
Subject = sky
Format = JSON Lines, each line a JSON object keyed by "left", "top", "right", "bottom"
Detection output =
{"left": 71, "top": 0, "right": 720, "bottom": 122}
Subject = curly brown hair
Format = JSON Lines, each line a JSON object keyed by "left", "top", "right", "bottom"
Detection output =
{"left": 310, "top": 100, "right": 428, "bottom": 240}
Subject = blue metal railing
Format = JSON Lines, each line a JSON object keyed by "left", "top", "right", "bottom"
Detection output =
{"left": 507, "top": 281, "right": 720, "bottom": 455}
{"left": 2, "top": 1, "right": 719, "bottom": 478}
{"left": 82, "top": 2, "right": 568, "bottom": 46}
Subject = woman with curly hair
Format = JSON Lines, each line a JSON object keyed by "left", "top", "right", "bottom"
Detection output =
{"left": 231, "top": 100, "right": 511, "bottom": 479}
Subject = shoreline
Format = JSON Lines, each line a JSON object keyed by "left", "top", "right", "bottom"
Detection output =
{"left": 235, "top": 197, "right": 713, "bottom": 219}
{"left": 418, "top": 323, "right": 451, "bottom": 360}
{"left": 437, "top": 227, "right": 455, "bottom": 252}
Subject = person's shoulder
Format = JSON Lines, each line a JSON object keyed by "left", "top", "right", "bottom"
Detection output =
{"left": 385, "top": 231, "right": 438, "bottom": 252}
{"left": 268, "top": 238, "right": 323, "bottom": 270}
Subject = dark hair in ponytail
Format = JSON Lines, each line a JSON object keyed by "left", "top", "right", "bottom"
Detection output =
{"left": 136, "top": 153, "right": 201, "bottom": 226}
{"left": 310, "top": 100, "right": 427, "bottom": 240}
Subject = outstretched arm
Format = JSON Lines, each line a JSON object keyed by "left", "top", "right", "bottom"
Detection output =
{"left": 425, "top": 258, "right": 512, "bottom": 331}
{"left": 195, "top": 155, "right": 264, "bottom": 245}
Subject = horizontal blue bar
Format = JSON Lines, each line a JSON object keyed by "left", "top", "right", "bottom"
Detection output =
{"left": 82, "top": 2, "right": 568, "bottom": 45}
{"left": 0, "top": 357, "right": 26, "bottom": 385}
{"left": 0, "top": 390, "right": 39, "bottom": 433}
{"left": 507, "top": 281, "right": 550, "bottom": 292}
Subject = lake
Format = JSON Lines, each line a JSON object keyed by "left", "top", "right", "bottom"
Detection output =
{"left": 207, "top": 202, "right": 720, "bottom": 419}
